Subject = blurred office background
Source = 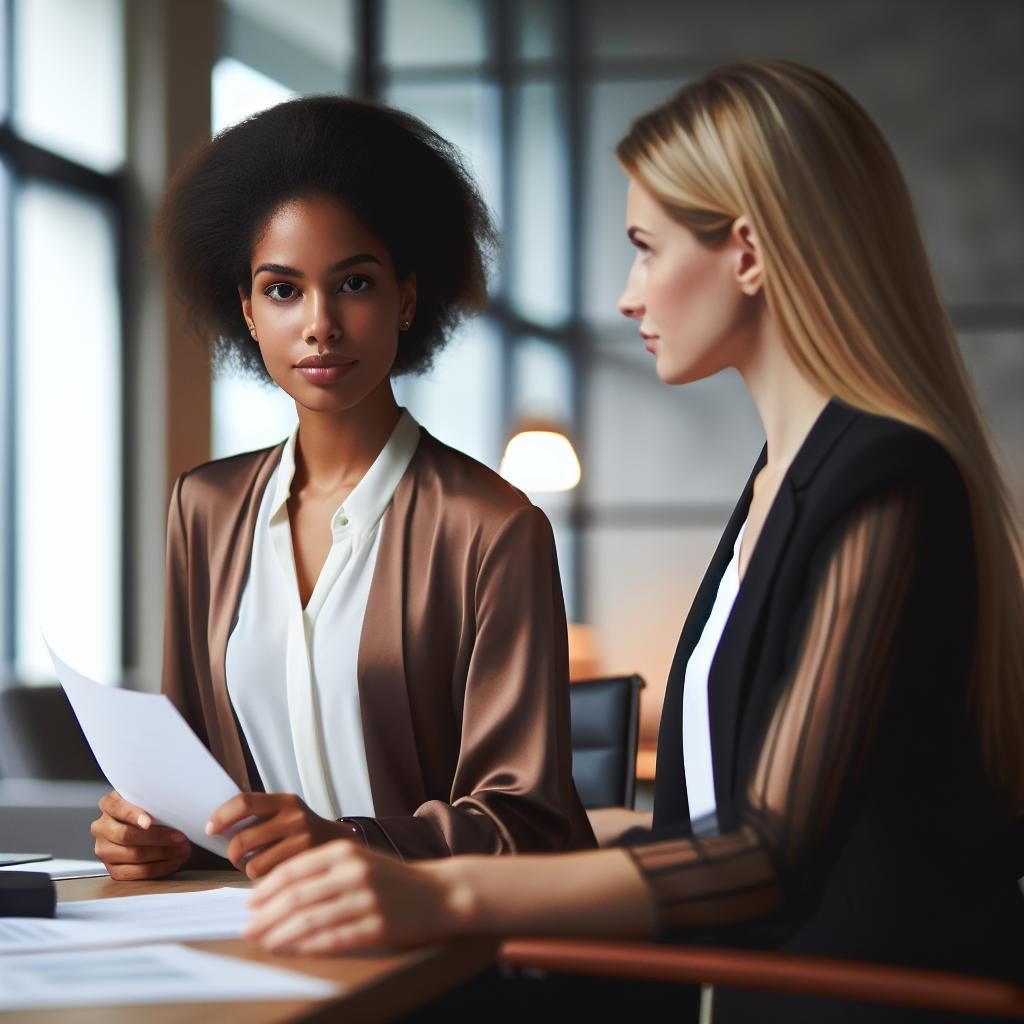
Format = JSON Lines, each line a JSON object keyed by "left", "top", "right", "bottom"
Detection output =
{"left": 0, "top": 0, "right": 1021, "bottom": 799}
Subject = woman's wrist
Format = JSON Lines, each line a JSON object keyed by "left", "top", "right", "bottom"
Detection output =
{"left": 426, "top": 856, "right": 485, "bottom": 938}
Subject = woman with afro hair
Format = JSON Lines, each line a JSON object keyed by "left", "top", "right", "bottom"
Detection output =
{"left": 90, "top": 96, "right": 594, "bottom": 880}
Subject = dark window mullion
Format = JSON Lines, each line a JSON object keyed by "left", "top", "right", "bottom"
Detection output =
{"left": 492, "top": 0, "right": 516, "bottom": 441}
{"left": 0, "top": 127, "right": 123, "bottom": 204}
{"left": 1, "top": 165, "right": 13, "bottom": 673}
{"left": 1, "top": 0, "right": 14, "bottom": 674}
{"left": 561, "top": 0, "right": 587, "bottom": 621}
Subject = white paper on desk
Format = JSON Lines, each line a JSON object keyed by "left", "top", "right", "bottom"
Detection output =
{"left": 0, "top": 858, "right": 107, "bottom": 879}
{"left": 0, "top": 942, "right": 339, "bottom": 1010}
{"left": 0, "top": 886, "right": 250, "bottom": 954}
{"left": 47, "top": 642, "right": 241, "bottom": 858}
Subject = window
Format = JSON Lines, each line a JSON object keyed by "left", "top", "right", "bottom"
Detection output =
{"left": 1, "top": 0, "right": 126, "bottom": 684}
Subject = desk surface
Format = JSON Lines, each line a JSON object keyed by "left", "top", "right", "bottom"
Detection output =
{"left": 4, "top": 870, "right": 496, "bottom": 1023}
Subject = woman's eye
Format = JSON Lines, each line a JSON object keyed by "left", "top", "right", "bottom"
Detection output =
{"left": 265, "top": 283, "right": 297, "bottom": 301}
{"left": 341, "top": 275, "right": 372, "bottom": 294}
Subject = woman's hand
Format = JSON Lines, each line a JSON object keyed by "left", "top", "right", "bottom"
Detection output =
{"left": 91, "top": 790, "right": 192, "bottom": 880}
{"left": 245, "top": 841, "right": 469, "bottom": 954}
{"left": 206, "top": 792, "right": 358, "bottom": 879}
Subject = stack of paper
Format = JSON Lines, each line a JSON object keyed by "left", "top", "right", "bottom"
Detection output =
{"left": 0, "top": 858, "right": 108, "bottom": 879}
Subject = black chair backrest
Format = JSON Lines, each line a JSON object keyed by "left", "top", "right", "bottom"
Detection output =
{"left": 569, "top": 674, "right": 644, "bottom": 809}
{"left": 0, "top": 685, "right": 104, "bottom": 781}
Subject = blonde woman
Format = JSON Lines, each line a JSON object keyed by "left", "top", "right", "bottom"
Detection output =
{"left": 245, "top": 62, "right": 1024, "bottom": 1021}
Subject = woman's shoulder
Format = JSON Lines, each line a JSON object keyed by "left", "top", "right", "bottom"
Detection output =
{"left": 786, "top": 403, "right": 973, "bottom": 566}
{"left": 172, "top": 444, "right": 283, "bottom": 517}
{"left": 406, "top": 429, "right": 544, "bottom": 531}
{"left": 804, "top": 401, "right": 966, "bottom": 506}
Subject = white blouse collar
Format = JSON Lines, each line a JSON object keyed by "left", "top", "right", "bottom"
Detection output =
{"left": 268, "top": 409, "right": 421, "bottom": 538}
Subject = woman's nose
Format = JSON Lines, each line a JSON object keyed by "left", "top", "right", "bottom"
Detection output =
{"left": 302, "top": 293, "right": 341, "bottom": 346}
{"left": 618, "top": 285, "right": 644, "bottom": 320}
{"left": 618, "top": 261, "right": 645, "bottom": 319}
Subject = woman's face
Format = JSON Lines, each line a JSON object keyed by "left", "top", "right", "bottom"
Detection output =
{"left": 240, "top": 194, "right": 416, "bottom": 415}
{"left": 618, "top": 176, "right": 758, "bottom": 385}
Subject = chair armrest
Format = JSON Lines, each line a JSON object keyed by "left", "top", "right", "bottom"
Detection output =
{"left": 499, "top": 938, "right": 1024, "bottom": 1019}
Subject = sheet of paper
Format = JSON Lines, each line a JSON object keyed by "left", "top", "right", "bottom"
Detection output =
{"left": 0, "top": 886, "right": 250, "bottom": 954}
{"left": 47, "top": 642, "right": 242, "bottom": 858}
{"left": 0, "top": 858, "right": 108, "bottom": 879}
{"left": 0, "top": 942, "right": 339, "bottom": 1010}
{"left": 0, "top": 853, "right": 50, "bottom": 867}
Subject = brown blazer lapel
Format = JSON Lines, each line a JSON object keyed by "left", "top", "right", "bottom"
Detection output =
{"left": 357, "top": 460, "right": 428, "bottom": 817}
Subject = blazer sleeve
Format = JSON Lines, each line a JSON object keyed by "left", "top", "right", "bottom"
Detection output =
{"left": 161, "top": 473, "right": 231, "bottom": 870}
{"left": 162, "top": 474, "right": 201, "bottom": 734}
{"left": 622, "top": 488, "right": 922, "bottom": 936}
{"left": 347, "top": 504, "right": 593, "bottom": 858}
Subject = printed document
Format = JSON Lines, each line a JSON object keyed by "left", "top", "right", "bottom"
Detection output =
{"left": 0, "top": 886, "right": 250, "bottom": 954}
{"left": 0, "top": 942, "right": 339, "bottom": 1011}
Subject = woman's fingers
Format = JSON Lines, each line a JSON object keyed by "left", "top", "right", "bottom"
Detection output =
{"left": 93, "top": 837, "right": 191, "bottom": 865}
{"left": 99, "top": 790, "right": 167, "bottom": 832}
{"left": 208, "top": 792, "right": 293, "bottom": 835}
{"left": 250, "top": 841, "right": 350, "bottom": 907}
{"left": 248, "top": 857, "right": 364, "bottom": 936}
{"left": 291, "top": 914, "right": 385, "bottom": 955}
{"left": 256, "top": 888, "right": 375, "bottom": 951}
{"left": 106, "top": 855, "right": 189, "bottom": 882}
{"left": 241, "top": 834, "right": 310, "bottom": 880}
{"left": 99, "top": 790, "right": 144, "bottom": 823}
{"left": 245, "top": 847, "right": 366, "bottom": 937}
{"left": 224, "top": 818, "right": 287, "bottom": 869}
{"left": 92, "top": 813, "right": 187, "bottom": 848}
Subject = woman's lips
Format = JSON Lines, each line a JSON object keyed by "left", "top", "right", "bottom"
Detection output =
{"left": 295, "top": 357, "right": 357, "bottom": 383}
{"left": 641, "top": 333, "right": 658, "bottom": 353}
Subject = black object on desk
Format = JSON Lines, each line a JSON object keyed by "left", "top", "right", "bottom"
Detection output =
{"left": 0, "top": 871, "right": 57, "bottom": 917}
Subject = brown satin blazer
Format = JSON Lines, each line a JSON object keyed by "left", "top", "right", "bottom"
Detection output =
{"left": 162, "top": 427, "right": 594, "bottom": 859}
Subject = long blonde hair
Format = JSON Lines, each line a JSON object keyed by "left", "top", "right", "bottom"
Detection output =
{"left": 618, "top": 59, "right": 1024, "bottom": 811}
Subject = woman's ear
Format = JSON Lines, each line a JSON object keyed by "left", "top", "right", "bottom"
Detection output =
{"left": 732, "top": 216, "right": 764, "bottom": 297}
{"left": 239, "top": 287, "right": 258, "bottom": 342}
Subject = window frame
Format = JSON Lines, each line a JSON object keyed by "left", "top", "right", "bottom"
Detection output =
{"left": 0, "top": 0, "right": 131, "bottom": 683}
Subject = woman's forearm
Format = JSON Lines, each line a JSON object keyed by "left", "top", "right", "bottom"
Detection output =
{"left": 432, "top": 847, "right": 658, "bottom": 940}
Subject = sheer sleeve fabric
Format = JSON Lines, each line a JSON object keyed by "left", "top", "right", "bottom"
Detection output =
{"left": 626, "top": 489, "right": 921, "bottom": 935}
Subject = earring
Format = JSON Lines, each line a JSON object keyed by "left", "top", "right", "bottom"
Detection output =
{"left": 400, "top": 319, "right": 411, "bottom": 331}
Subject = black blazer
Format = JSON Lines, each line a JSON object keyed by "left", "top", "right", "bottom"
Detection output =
{"left": 627, "top": 400, "right": 1024, "bottom": 1019}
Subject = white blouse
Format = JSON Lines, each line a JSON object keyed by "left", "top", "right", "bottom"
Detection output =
{"left": 681, "top": 520, "right": 747, "bottom": 837}
{"left": 225, "top": 411, "right": 421, "bottom": 821}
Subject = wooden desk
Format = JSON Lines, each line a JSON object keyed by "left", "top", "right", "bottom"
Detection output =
{"left": 4, "top": 870, "right": 497, "bottom": 1023}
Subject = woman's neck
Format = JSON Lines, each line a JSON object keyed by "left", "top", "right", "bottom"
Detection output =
{"left": 292, "top": 381, "right": 402, "bottom": 495}
{"left": 736, "top": 317, "right": 831, "bottom": 476}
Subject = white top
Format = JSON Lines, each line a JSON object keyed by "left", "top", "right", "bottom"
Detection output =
{"left": 682, "top": 521, "right": 747, "bottom": 836}
{"left": 225, "top": 411, "right": 421, "bottom": 820}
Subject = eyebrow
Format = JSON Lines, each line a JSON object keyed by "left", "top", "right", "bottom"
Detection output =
{"left": 252, "top": 253, "right": 382, "bottom": 277}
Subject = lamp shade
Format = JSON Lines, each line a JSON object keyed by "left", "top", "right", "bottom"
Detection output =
{"left": 499, "top": 428, "right": 581, "bottom": 493}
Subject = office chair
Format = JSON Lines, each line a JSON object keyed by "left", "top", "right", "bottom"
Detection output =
{"left": 500, "top": 938, "right": 1024, "bottom": 1020}
{"left": 0, "top": 684, "right": 103, "bottom": 781}
{"left": 569, "top": 674, "right": 644, "bottom": 809}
